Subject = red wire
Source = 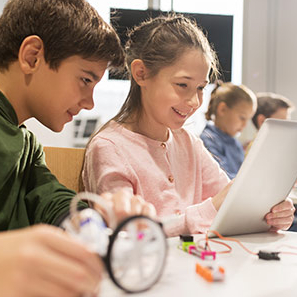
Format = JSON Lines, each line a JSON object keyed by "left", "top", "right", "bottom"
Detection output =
{"left": 280, "top": 251, "right": 297, "bottom": 256}
{"left": 207, "top": 238, "right": 233, "bottom": 254}
{"left": 205, "top": 230, "right": 258, "bottom": 255}
{"left": 195, "top": 230, "right": 297, "bottom": 258}
{"left": 196, "top": 238, "right": 232, "bottom": 254}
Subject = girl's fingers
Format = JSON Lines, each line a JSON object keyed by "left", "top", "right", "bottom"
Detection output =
{"left": 265, "top": 198, "right": 295, "bottom": 231}
{"left": 95, "top": 189, "right": 157, "bottom": 225}
{"left": 142, "top": 202, "right": 157, "bottom": 218}
{"left": 271, "top": 198, "right": 295, "bottom": 213}
{"left": 266, "top": 213, "right": 295, "bottom": 231}
{"left": 112, "top": 188, "right": 132, "bottom": 222}
{"left": 131, "top": 195, "right": 144, "bottom": 215}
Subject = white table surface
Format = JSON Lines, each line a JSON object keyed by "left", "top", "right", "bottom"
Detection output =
{"left": 100, "top": 231, "right": 297, "bottom": 297}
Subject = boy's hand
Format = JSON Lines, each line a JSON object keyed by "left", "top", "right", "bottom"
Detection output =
{"left": 0, "top": 225, "right": 103, "bottom": 297}
{"left": 94, "top": 188, "right": 156, "bottom": 227}
{"left": 265, "top": 198, "right": 295, "bottom": 231}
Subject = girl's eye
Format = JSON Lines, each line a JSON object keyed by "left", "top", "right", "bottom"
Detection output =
{"left": 177, "top": 83, "right": 187, "bottom": 88}
{"left": 197, "top": 86, "right": 205, "bottom": 91}
{"left": 82, "top": 77, "right": 92, "bottom": 85}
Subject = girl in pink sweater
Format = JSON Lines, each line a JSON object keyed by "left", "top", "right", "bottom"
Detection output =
{"left": 83, "top": 14, "right": 294, "bottom": 236}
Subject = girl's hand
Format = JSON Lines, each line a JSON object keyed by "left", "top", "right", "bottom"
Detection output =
{"left": 211, "top": 180, "right": 234, "bottom": 211}
{"left": 94, "top": 188, "right": 157, "bottom": 227}
{"left": 265, "top": 198, "right": 295, "bottom": 231}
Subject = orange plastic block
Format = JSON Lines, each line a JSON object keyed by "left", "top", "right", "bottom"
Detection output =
{"left": 195, "top": 262, "right": 225, "bottom": 282}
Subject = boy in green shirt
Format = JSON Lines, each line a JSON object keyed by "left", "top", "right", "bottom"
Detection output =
{"left": 0, "top": 0, "right": 156, "bottom": 296}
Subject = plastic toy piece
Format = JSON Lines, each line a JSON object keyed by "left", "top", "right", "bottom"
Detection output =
{"left": 179, "top": 241, "right": 216, "bottom": 260}
{"left": 189, "top": 246, "right": 216, "bottom": 260}
{"left": 195, "top": 263, "right": 225, "bottom": 282}
{"left": 181, "top": 241, "right": 195, "bottom": 251}
{"left": 179, "top": 234, "right": 194, "bottom": 242}
{"left": 137, "top": 232, "right": 145, "bottom": 240}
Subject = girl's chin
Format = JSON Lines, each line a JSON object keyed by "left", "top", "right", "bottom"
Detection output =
{"left": 170, "top": 124, "right": 184, "bottom": 131}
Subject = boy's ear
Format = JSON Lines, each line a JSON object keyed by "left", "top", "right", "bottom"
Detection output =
{"left": 256, "top": 114, "right": 266, "bottom": 129}
{"left": 131, "top": 59, "right": 148, "bottom": 86}
{"left": 18, "top": 35, "right": 44, "bottom": 74}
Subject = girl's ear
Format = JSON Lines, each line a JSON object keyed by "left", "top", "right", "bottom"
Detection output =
{"left": 18, "top": 35, "right": 44, "bottom": 74}
{"left": 131, "top": 59, "right": 148, "bottom": 86}
{"left": 217, "top": 101, "right": 228, "bottom": 116}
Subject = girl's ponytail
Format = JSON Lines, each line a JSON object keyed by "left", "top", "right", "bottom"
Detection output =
{"left": 205, "top": 80, "right": 222, "bottom": 120}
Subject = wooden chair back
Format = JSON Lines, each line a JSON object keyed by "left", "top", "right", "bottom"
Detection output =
{"left": 43, "top": 146, "right": 85, "bottom": 192}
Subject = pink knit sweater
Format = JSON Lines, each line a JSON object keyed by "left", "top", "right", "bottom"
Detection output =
{"left": 83, "top": 121, "right": 229, "bottom": 236}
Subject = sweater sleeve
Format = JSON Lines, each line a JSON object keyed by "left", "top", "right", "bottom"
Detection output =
{"left": 184, "top": 138, "right": 230, "bottom": 234}
{"left": 83, "top": 136, "right": 136, "bottom": 196}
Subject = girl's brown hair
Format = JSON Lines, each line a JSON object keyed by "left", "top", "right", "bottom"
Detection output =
{"left": 205, "top": 81, "right": 257, "bottom": 121}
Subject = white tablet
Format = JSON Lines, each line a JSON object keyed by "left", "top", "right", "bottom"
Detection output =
{"left": 209, "top": 119, "right": 297, "bottom": 237}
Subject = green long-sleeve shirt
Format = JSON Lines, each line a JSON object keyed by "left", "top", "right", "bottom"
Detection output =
{"left": 0, "top": 91, "right": 87, "bottom": 230}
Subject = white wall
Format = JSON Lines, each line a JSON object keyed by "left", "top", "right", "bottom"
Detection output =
{"left": 0, "top": 0, "right": 5, "bottom": 13}
{"left": 240, "top": 0, "right": 297, "bottom": 143}
{"left": 243, "top": 0, "right": 297, "bottom": 102}
{"left": 274, "top": 0, "right": 297, "bottom": 108}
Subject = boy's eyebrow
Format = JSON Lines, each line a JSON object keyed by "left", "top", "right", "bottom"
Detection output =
{"left": 82, "top": 70, "right": 99, "bottom": 81}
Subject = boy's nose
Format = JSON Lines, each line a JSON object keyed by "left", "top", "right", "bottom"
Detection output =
{"left": 81, "top": 95, "right": 95, "bottom": 110}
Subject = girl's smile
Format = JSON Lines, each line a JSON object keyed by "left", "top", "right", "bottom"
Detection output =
{"left": 172, "top": 107, "right": 192, "bottom": 118}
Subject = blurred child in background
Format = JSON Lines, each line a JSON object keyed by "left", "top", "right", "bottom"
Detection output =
{"left": 200, "top": 81, "right": 257, "bottom": 179}
{"left": 252, "top": 92, "right": 294, "bottom": 129}
{"left": 245, "top": 92, "right": 294, "bottom": 155}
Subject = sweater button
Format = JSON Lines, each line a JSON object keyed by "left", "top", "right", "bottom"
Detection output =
{"left": 168, "top": 175, "right": 174, "bottom": 183}
{"left": 161, "top": 142, "right": 166, "bottom": 148}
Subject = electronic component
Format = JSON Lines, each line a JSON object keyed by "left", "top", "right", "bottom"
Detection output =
{"left": 189, "top": 246, "right": 216, "bottom": 260}
{"left": 179, "top": 234, "right": 194, "bottom": 242}
{"left": 258, "top": 250, "right": 280, "bottom": 260}
{"left": 178, "top": 235, "right": 216, "bottom": 260}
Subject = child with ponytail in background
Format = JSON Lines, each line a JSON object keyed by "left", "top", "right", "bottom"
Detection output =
{"left": 200, "top": 82, "right": 257, "bottom": 179}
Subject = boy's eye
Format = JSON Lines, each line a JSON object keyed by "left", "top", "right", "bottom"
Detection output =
{"left": 197, "top": 86, "right": 205, "bottom": 91}
{"left": 82, "top": 77, "right": 92, "bottom": 85}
